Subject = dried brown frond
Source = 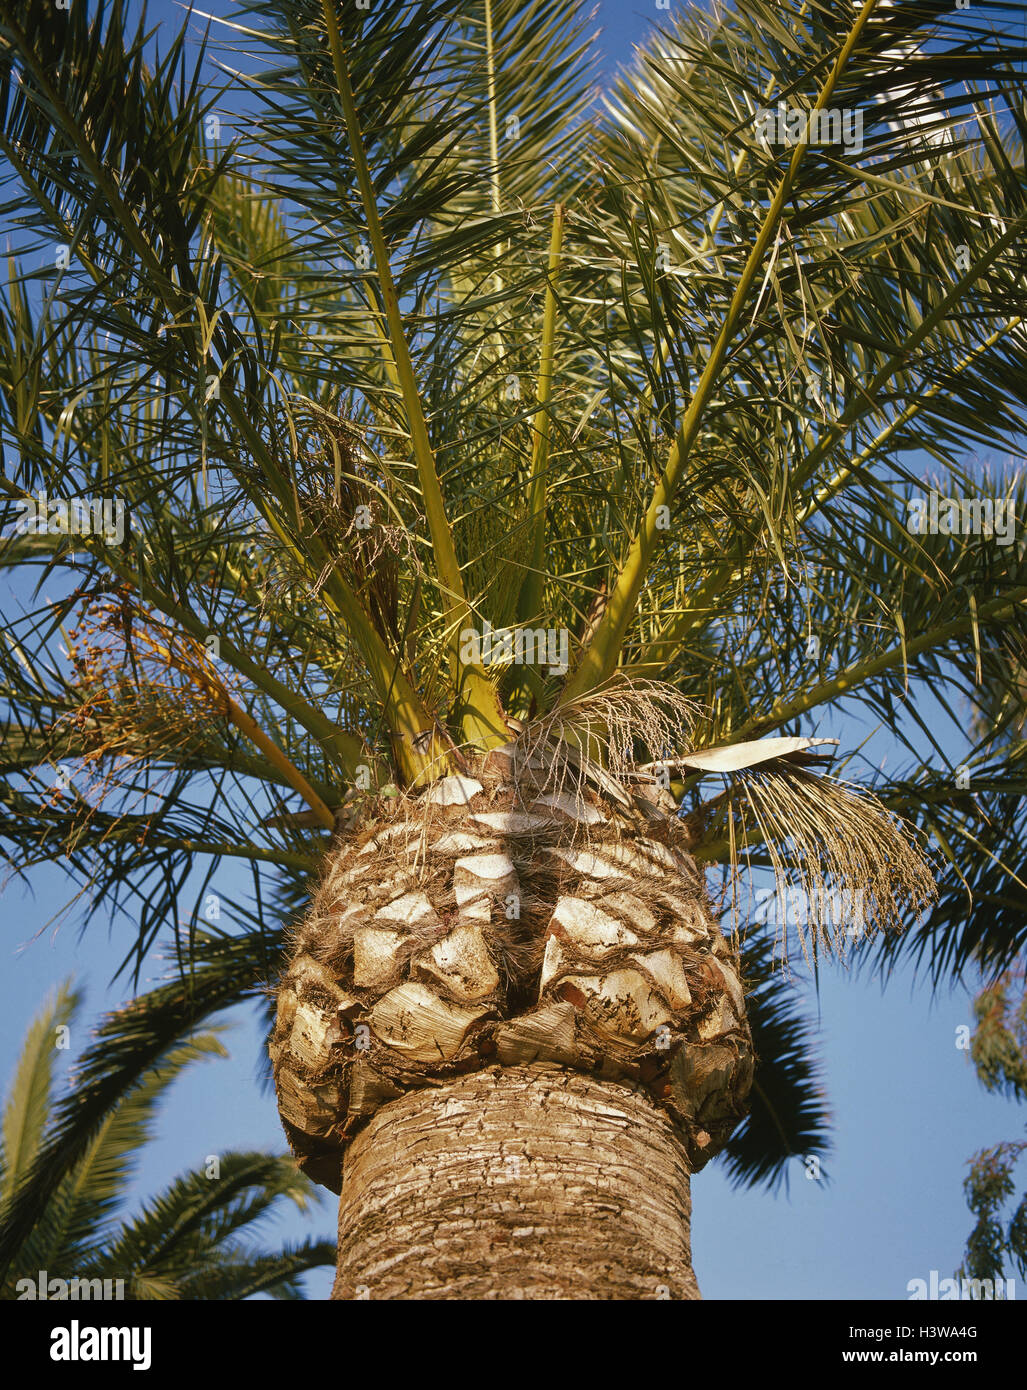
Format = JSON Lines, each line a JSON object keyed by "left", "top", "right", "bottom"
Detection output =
{"left": 725, "top": 764, "right": 937, "bottom": 966}
{"left": 512, "top": 674, "right": 704, "bottom": 817}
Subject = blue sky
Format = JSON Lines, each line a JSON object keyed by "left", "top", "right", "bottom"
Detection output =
{"left": 1, "top": 0, "right": 1024, "bottom": 1300}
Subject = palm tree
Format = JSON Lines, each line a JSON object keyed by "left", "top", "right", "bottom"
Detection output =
{"left": 1, "top": 980, "right": 334, "bottom": 1299}
{"left": 0, "top": 0, "right": 1025, "bottom": 1297}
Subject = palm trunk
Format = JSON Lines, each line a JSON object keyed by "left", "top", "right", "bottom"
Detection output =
{"left": 332, "top": 1064, "right": 699, "bottom": 1300}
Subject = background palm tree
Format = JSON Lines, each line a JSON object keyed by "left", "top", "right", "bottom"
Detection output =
{"left": 0, "top": 0, "right": 1025, "bottom": 1297}
{"left": 1, "top": 979, "right": 334, "bottom": 1299}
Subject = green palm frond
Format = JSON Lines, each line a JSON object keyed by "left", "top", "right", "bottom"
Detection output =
{"left": 0, "top": 931, "right": 284, "bottom": 1275}
{"left": 168, "top": 1238, "right": 336, "bottom": 1301}
{"left": 0, "top": 979, "right": 78, "bottom": 1209}
{"left": 37, "top": 1034, "right": 230, "bottom": 1272}
{"left": 97, "top": 1152, "right": 321, "bottom": 1299}
{"left": 720, "top": 935, "right": 830, "bottom": 1192}
{"left": 865, "top": 734, "right": 1027, "bottom": 983}
{"left": 0, "top": 977, "right": 331, "bottom": 1297}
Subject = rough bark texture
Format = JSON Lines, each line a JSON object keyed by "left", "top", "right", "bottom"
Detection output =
{"left": 271, "top": 757, "right": 753, "bottom": 1193}
{"left": 332, "top": 1063, "right": 700, "bottom": 1301}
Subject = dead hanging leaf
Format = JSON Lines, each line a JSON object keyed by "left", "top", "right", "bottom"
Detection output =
{"left": 640, "top": 735, "right": 840, "bottom": 774}
{"left": 514, "top": 675, "right": 703, "bottom": 815}
{"left": 720, "top": 764, "right": 937, "bottom": 965}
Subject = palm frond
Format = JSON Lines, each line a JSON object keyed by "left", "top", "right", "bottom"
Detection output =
{"left": 0, "top": 978, "right": 77, "bottom": 1208}
{"left": 0, "top": 930, "right": 284, "bottom": 1276}
{"left": 99, "top": 1152, "right": 326, "bottom": 1299}
{"left": 35, "top": 1032, "right": 229, "bottom": 1272}
{"left": 719, "top": 935, "right": 830, "bottom": 1192}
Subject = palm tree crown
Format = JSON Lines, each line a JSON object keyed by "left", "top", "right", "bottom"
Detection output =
{"left": 0, "top": 0, "right": 1025, "bottom": 1284}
